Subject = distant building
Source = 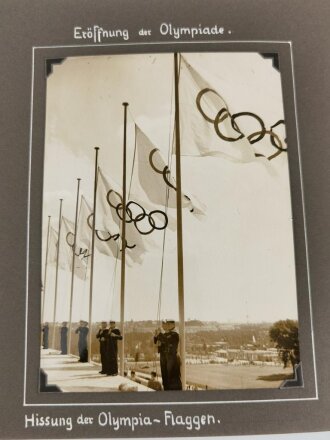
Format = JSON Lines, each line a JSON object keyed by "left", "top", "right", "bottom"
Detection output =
{"left": 226, "top": 349, "right": 279, "bottom": 363}
{"left": 214, "top": 341, "right": 229, "bottom": 349}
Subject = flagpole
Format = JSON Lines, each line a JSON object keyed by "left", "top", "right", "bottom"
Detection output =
{"left": 88, "top": 148, "right": 99, "bottom": 363}
{"left": 174, "top": 52, "right": 186, "bottom": 389}
{"left": 68, "top": 178, "right": 81, "bottom": 354}
{"left": 52, "top": 199, "right": 63, "bottom": 349}
{"left": 41, "top": 215, "right": 51, "bottom": 324}
{"left": 119, "top": 102, "right": 128, "bottom": 376}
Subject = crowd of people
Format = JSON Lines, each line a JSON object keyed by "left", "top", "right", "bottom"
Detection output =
{"left": 41, "top": 319, "right": 182, "bottom": 391}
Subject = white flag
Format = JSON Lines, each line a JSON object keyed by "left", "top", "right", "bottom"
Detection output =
{"left": 76, "top": 195, "right": 92, "bottom": 260}
{"left": 179, "top": 55, "right": 285, "bottom": 162}
{"left": 61, "top": 216, "right": 88, "bottom": 280}
{"left": 130, "top": 125, "right": 205, "bottom": 216}
{"left": 79, "top": 195, "right": 120, "bottom": 260}
{"left": 47, "top": 227, "right": 58, "bottom": 265}
{"left": 58, "top": 217, "right": 73, "bottom": 272}
{"left": 96, "top": 169, "right": 148, "bottom": 264}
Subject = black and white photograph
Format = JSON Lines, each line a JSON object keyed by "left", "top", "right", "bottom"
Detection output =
{"left": 40, "top": 51, "right": 301, "bottom": 393}
{"left": 2, "top": 0, "right": 330, "bottom": 438}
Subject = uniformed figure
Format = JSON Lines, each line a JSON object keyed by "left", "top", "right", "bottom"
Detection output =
{"left": 96, "top": 321, "right": 109, "bottom": 374}
{"left": 105, "top": 320, "right": 122, "bottom": 376}
{"left": 153, "top": 320, "right": 169, "bottom": 390}
{"left": 42, "top": 322, "right": 49, "bottom": 349}
{"left": 75, "top": 320, "right": 89, "bottom": 362}
{"left": 60, "top": 321, "right": 68, "bottom": 354}
{"left": 154, "top": 320, "right": 182, "bottom": 390}
{"left": 165, "top": 320, "right": 182, "bottom": 390}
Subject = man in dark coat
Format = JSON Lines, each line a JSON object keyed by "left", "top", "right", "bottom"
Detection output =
{"left": 75, "top": 320, "right": 89, "bottom": 362}
{"left": 60, "top": 321, "right": 68, "bottom": 354}
{"left": 42, "top": 322, "right": 49, "bottom": 349}
{"left": 164, "top": 320, "right": 182, "bottom": 390}
{"left": 105, "top": 320, "right": 122, "bottom": 376}
{"left": 154, "top": 320, "right": 182, "bottom": 390}
{"left": 153, "top": 320, "right": 169, "bottom": 390}
{"left": 96, "top": 321, "right": 109, "bottom": 374}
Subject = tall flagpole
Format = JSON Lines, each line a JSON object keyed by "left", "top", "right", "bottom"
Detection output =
{"left": 174, "top": 52, "right": 186, "bottom": 389}
{"left": 41, "top": 215, "right": 51, "bottom": 324}
{"left": 119, "top": 102, "right": 128, "bottom": 376}
{"left": 52, "top": 199, "right": 63, "bottom": 349}
{"left": 68, "top": 178, "right": 81, "bottom": 354}
{"left": 88, "top": 148, "right": 99, "bottom": 362}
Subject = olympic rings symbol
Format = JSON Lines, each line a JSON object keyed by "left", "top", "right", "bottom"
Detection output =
{"left": 213, "top": 108, "right": 244, "bottom": 142}
{"left": 196, "top": 88, "right": 287, "bottom": 161}
{"left": 148, "top": 149, "right": 194, "bottom": 213}
{"left": 149, "top": 149, "right": 177, "bottom": 191}
{"left": 87, "top": 213, "right": 136, "bottom": 250}
{"left": 196, "top": 88, "right": 222, "bottom": 124}
{"left": 106, "top": 190, "right": 168, "bottom": 236}
{"left": 127, "top": 201, "right": 168, "bottom": 235}
{"left": 65, "top": 232, "right": 91, "bottom": 259}
{"left": 66, "top": 231, "right": 75, "bottom": 247}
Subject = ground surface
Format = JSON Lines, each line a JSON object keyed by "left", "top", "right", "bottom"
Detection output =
{"left": 41, "top": 350, "right": 292, "bottom": 392}
{"left": 128, "top": 361, "right": 293, "bottom": 390}
{"left": 185, "top": 363, "right": 292, "bottom": 389}
{"left": 41, "top": 350, "right": 152, "bottom": 392}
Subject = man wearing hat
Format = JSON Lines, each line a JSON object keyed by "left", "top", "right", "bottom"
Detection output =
{"left": 42, "top": 322, "right": 49, "bottom": 349}
{"left": 105, "top": 320, "right": 122, "bottom": 376}
{"left": 60, "top": 322, "right": 68, "bottom": 355}
{"left": 96, "top": 321, "right": 109, "bottom": 374}
{"left": 154, "top": 320, "right": 182, "bottom": 390}
{"left": 75, "top": 320, "right": 89, "bottom": 362}
{"left": 165, "top": 320, "right": 182, "bottom": 390}
{"left": 154, "top": 320, "right": 169, "bottom": 390}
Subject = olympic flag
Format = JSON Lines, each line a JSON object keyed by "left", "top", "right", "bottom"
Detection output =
{"left": 179, "top": 54, "right": 286, "bottom": 162}
{"left": 96, "top": 168, "right": 150, "bottom": 264}
{"left": 76, "top": 196, "right": 92, "bottom": 256}
{"left": 79, "top": 194, "right": 121, "bottom": 260}
{"left": 61, "top": 216, "right": 88, "bottom": 280}
{"left": 130, "top": 125, "right": 205, "bottom": 216}
{"left": 47, "top": 227, "right": 59, "bottom": 265}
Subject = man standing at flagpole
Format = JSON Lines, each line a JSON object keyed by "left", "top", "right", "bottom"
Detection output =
{"left": 154, "top": 320, "right": 169, "bottom": 390}
{"left": 75, "top": 320, "right": 89, "bottom": 362}
{"left": 96, "top": 321, "right": 109, "bottom": 374}
{"left": 60, "top": 321, "right": 68, "bottom": 354}
{"left": 154, "top": 320, "right": 182, "bottom": 390}
{"left": 164, "top": 320, "right": 182, "bottom": 390}
{"left": 105, "top": 320, "right": 122, "bottom": 376}
{"left": 42, "top": 322, "right": 49, "bottom": 349}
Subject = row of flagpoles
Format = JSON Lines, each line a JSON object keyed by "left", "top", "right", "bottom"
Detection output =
{"left": 41, "top": 115, "right": 182, "bottom": 381}
{"left": 42, "top": 55, "right": 186, "bottom": 385}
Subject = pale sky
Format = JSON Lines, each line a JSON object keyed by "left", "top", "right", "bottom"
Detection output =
{"left": 42, "top": 52, "right": 299, "bottom": 324}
